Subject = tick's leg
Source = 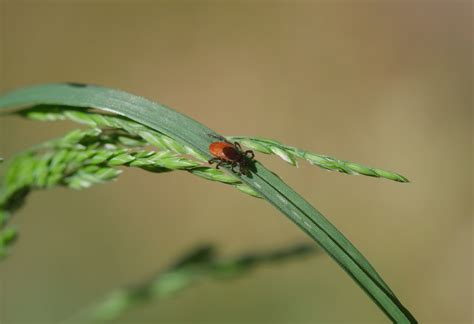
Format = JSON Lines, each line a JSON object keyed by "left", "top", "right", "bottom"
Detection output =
{"left": 208, "top": 134, "right": 225, "bottom": 140}
{"left": 231, "top": 162, "right": 238, "bottom": 173}
{"left": 208, "top": 134, "right": 231, "bottom": 144}
{"left": 208, "top": 158, "right": 219, "bottom": 164}
{"left": 216, "top": 160, "right": 227, "bottom": 169}
{"left": 234, "top": 142, "right": 242, "bottom": 150}
{"left": 245, "top": 150, "right": 255, "bottom": 159}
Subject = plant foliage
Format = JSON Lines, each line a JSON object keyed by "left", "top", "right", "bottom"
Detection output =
{"left": 63, "top": 243, "right": 318, "bottom": 322}
{"left": 0, "top": 83, "right": 416, "bottom": 322}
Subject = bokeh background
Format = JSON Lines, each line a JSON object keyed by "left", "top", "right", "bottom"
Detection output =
{"left": 0, "top": 1, "right": 472, "bottom": 323}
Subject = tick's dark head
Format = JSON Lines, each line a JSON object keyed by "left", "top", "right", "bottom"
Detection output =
{"left": 238, "top": 154, "right": 257, "bottom": 177}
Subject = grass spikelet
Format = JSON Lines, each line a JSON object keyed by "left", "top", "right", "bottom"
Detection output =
{"left": 228, "top": 136, "right": 409, "bottom": 182}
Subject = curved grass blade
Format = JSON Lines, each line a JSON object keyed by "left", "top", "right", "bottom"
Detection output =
{"left": 0, "top": 83, "right": 416, "bottom": 322}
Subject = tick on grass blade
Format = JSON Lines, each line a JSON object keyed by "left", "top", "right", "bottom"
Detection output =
{"left": 208, "top": 134, "right": 255, "bottom": 176}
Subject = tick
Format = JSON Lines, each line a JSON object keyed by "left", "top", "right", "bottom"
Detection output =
{"left": 208, "top": 135, "right": 255, "bottom": 176}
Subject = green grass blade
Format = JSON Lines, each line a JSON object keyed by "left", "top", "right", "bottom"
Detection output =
{"left": 0, "top": 83, "right": 416, "bottom": 322}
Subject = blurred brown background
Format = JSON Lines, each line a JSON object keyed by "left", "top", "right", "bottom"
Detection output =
{"left": 0, "top": 1, "right": 472, "bottom": 323}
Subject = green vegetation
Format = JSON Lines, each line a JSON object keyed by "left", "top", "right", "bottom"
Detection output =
{"left": 63, "top": 243, "right": 318, "bottom": 322}
{"left": 0, "top": 83, "right": 416, "bottom": 322}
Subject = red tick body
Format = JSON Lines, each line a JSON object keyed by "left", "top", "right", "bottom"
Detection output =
{"left": 209, "top": 142, "right": 242, "bottom": 162}
{"left": 208, "top": 135, "right": 255, "bottom": 176}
